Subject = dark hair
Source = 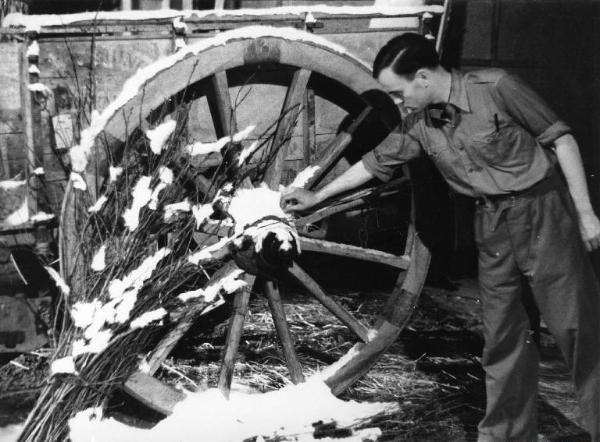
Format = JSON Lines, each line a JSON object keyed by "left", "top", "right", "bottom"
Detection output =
{"left": 373, "top": 33, "right": 439, "bottom": 80}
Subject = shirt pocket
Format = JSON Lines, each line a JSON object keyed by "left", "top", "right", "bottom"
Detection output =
{"left": 470, "top": 123, "right": 533, "bottom": 168}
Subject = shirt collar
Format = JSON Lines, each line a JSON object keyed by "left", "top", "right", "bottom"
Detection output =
{"left": 447, "top": 69, "right": 470, "bottom": 113}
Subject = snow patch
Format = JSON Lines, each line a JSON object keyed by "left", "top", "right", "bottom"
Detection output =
{"left": 3, "top": 198, "right": 28, "bottom": 226}
{"left": 184, "top": 137, "right": 228, "bottom": 156}
{"left": 0, "top": 179, "right": 25, "bottom": 190}
{"left": 158, "top": 166, "right": 174, "bottom": 184}
{"left": 109, "top": 166, "right": 123, "bottom": 183}
{"left": 130, "top": 308, "right": 167, "bottom": 330}
{"left": 51, "top": 356, "right": 78, "bottom": 375}
{"left": 30, "top": 211, "right": 55, "bottom": 223}
{"left": 25, "top": 40, "right": 39, "bottom": 57}
{"left": 27, "top": 82, "right": 51, "bottom": 94}
{"left": 72, "top": 330, "right": 112, "bottom": 357}
{"left": 122, "top": 176, "right": 152, "bottom": 231}
{"left": 70, "top": 172, "right": 87, "bottom": 191}
{"left": 107, "top": 248, "right": 171, "bottom": 301}
{"left": 289, "top": 165, "right": 320, "bottom": 188}
{"left": 28, "top": 64, "right": 40, "bottom": 75}
{"left": 146, "top": 119, "right": 176, "bottom": 155}
{"left": 164, "top": 199, "right": 191, "bottom": 221}
{"left": 227, "top": 184, "right": 290, "bottom": 234}
{"left": 187, "top": 237, "right": 231, "bottom": 265}
{"left": 5, "top": 5, "right": 444, "bottom": 28}
{"left": 191, "top": 203, "right": 213, "bottom": 228}
{"left": 45, "top": 266, "right": 70, "bottom": 296}
{"left": 71, "top": 301, "right": 103, "bottom": 329}
{"left": 68, "top": 378, "right": 396, "bottom": 442}
{"left": 179, "top": 268, "right": 245, "bottom": 303}
{"left": 237, "top": 140, "right": 260, "bottom": 166}
{"left": 231, "top": 125, "right": 255, "bottom": 142}
{"left": 88, "top": 195, "right": 108, "bottom": 213}
{"left": 91, "top": 245, "right": 106, "bottom": 271}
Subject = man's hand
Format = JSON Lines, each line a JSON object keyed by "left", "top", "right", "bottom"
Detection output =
{"left": 280, "top": 187, "right": 321, "bottom": 213}
{"left": 578, "top": 210, "right": 600, "bottom": 251}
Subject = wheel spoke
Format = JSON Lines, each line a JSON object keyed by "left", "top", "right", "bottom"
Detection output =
{"left": 218, "top": 282, "right": 252, "bottom": 398}
{"left": 296, "top": 178, "right": 409, "bottom": 228}
{"left": 289, "top": 263, "right": 371, "bottom": 343}
{"left": 302, "top": 106, "right": 372, "bottom": 190}
{"left": 207, "top": 70, "right": 236, "bottom": 138}
{"left": 299, "top": 237, "right": 410, "bottom": 270}
{"left": 264, "top": 68, "right": 312, "bottom": 188}
{"left": 264, "top": 280, "right": 305, "bottom": 384}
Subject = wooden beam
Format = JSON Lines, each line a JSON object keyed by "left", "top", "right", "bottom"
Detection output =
{"left": 289, "top": 263, "right": 371, "bottom": 343}
{"left": 264, "top": 280, "right": 305, "bottom": 384}
{"left": 299, "top": 237, "right": 410, "bottom": 270}
{"left": 264, "top": 68, "right": 311, "bottom": 189}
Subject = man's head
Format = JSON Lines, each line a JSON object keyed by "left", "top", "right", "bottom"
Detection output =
{"left": 373, "top": 33, "right": 443, "bottom": 113}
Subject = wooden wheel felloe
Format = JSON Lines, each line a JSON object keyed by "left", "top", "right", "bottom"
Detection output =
{"left": 60, "top": 26, "right": 430, "bottom": 410}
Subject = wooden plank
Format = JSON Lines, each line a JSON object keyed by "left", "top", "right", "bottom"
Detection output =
{"left": 122, "top": 371, "right": 186, "bottom": 416}
{"left": 289, "top": 263, "right": 371, "bottom": 343}
{"left": 263, "top": 68, "right": 311, "bottom": 189}
{"left": 264, "top": 280, "right": 305, "bottom": 384}
{"left": 299, "top": 237, "right": 410, "bottom": 270}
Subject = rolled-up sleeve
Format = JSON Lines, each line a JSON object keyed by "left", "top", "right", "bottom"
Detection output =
{"left": 495, "top": 74, "right": 571, "bottom": 147}
{"left": 362, "top": 130, "right": 423, "bottom": 182}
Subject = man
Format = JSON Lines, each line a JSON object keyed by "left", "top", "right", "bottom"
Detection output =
{"left": 282, "top": 33, "right": 600, "bottom": 441}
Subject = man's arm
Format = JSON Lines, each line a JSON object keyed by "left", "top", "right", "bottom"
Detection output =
{"left": 554, "top": 133, "right": 600, "bottom": 251}
{"left": 281, "top": 160, "right": 374, "bottom": 212}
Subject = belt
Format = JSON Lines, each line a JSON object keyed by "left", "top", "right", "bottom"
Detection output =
{"left": 475, "top": 173, "right": 559, "bottom": 208}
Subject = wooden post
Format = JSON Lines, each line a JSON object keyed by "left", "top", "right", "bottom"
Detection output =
{"left": 161, "top": 0, "right": 170, "bottom": 9}
{"left": 121, "top": 0, "right": 133, "bottom": 10}
{"left": 214, "top": 0, "right": 225, "bottom": 10}
{"left": 181, "top": 0, "right": 193, "bottom": 9}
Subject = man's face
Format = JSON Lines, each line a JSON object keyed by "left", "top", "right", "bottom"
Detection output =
{"left": 377, "top": 67, "right": 431, "bottom": 115}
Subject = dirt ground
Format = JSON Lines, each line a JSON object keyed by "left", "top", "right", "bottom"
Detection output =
{"left": 0, "top": 260, "right": 590, "bottom": 441}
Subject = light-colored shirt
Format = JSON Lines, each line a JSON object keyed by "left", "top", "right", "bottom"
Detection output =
{"left": 362, "top": 69, "right": 571, "bottom": 197}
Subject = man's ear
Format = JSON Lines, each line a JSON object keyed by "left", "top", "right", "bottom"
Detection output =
{"left": 414, "top": 68, "right": 430, "bottom": 83}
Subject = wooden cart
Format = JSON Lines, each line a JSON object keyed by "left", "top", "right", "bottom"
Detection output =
{"left": 1, "top": 2, "right": 448, "bottom": 416}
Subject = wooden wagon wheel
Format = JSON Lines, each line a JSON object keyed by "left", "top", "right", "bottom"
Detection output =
{"left": 59, "top": 26, "right": 430, "bottom": 413}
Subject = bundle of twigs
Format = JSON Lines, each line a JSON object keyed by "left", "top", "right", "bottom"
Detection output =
{"left": 18, "top": 90, "right": 301, "bottom": 441}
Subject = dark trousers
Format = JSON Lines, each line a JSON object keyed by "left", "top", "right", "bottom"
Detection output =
{"left": 474, "top": 175, "right": 600, "bottom": 442}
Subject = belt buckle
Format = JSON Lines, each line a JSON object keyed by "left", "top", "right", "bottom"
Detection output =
{"left": 477, "top": 195, "right": 495, "bottom": 210}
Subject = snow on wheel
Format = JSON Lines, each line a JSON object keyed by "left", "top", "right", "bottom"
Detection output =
{"left": 51, "top": 25, "right": 430, "bottom": 425}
